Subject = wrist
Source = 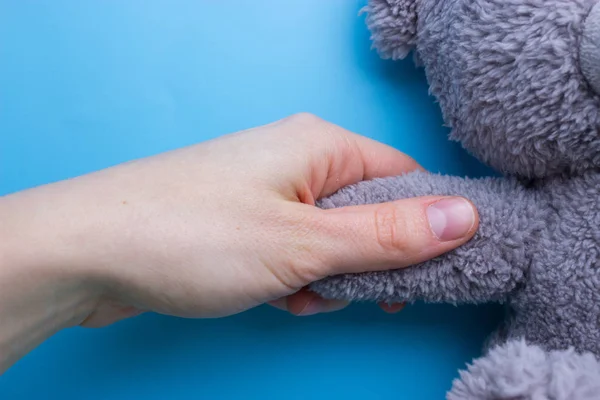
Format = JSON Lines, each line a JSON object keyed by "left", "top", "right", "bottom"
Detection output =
{"left": 0, "top": 186, "right": 101, "bottom": 372}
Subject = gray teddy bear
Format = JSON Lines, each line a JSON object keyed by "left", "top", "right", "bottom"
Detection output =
{"left": 309, "top": 0, "right": 600, "bottom": 398}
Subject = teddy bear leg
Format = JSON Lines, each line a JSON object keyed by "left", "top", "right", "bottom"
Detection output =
{"left": 447, "top": 340, "right": 600, "bottom": 400}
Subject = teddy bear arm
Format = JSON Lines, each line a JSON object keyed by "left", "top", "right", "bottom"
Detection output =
{"left": 310, "top": 170, "right": 546, "bottom": 304}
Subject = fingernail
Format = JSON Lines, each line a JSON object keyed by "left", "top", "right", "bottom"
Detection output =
{"left": 379, "top": 302, "right": 406, "bottom": 314}
{"left": 426, "top": 197, "right": 475, "bottom": 241}
{"left": 298, "top": 299, "right": 348, "bottom": 316}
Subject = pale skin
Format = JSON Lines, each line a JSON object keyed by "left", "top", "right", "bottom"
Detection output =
{"left": 0, "top": 114, "right": 478, "bottom": 374}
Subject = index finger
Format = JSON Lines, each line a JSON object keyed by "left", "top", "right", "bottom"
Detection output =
{"left": 317, "top": 128, "right": 424, "bottom": 200}
{"left": 353, "top": 132, "right": 424, "bottom": 178}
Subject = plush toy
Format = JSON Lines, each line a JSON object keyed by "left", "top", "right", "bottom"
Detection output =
{"left": 309, "top": 0, "right": 600, "bottom": 398}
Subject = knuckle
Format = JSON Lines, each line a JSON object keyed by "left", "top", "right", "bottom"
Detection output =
{"left": 265, "top": 259, "right": 306, "bottom": 292}
{"left": 283, "top": 112, "right": 324, "bottom": 127}
{"left": 288, "top": 218, "right": 330, "bottom": 282}
{"left": 280, "top": 113, "right": 349, "bottom": 147}
{"left": 272, "top": 247, "right": 324, "bottom": 291}
{"left": 287, "top": 258, "right": 323, "bottom": 286}
{"left": 276, "top": 113, "right": 328, "bottom": 144}
{"left": 373, "top": 204, "right": 419, "bottom": 256}
{"left": 270, "top": 212, "right": 329, "bottom": 286}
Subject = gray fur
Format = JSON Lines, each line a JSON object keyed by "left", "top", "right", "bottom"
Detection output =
{"left": 580, "top": 2, "right": 600, "bottom": 95}
{"left": 313, "top": 171, "right": 546, "bottom": 304}
{"left": 363, "top": 0, "right": 600, "bottom": 179}
{"left": 309, "top": 0, "right": 600, "bottom": 397}
{"left": 311, "top": 170, "right": 600, "bottom": 354}
{"left": 448, "top": 340, "right": 600, "bottom": 400}
{"left": 362, "top": 0, "right": 418, "bottom": 60}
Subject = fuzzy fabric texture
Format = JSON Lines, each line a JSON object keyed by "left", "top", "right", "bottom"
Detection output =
{"left": 580, "top": 1, "right": 600, "bottom": 94}
{"left": 447, "top": 340, "right": 600, "bottom": 399}
{"left": 362, "top": 0, "right": 600, "bottom": 179}
{"left": 312, "top": 171, "right": 545, "bottom": 304}
{"left": 362, "top": 0, "right": 418, "bottom": 60}
{"left": 309, "top": 0, "right": 600, "bottom": 398}
{"left": 311, "top": 170, "right": 600, "bottom": 355}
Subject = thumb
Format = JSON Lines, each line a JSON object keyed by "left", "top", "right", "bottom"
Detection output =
{"left": 315, "top": 196, "right": 478, "bottom": 275}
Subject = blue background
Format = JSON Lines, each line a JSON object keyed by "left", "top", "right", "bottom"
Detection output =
{"left": 0, "top": 1, "right": 501, "bottom": 399}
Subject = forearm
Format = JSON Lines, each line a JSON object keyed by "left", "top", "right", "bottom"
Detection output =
{"left": 0, "top": 188, "right": 98, "bottom": 373}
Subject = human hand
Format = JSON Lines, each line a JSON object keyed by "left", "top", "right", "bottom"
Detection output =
{"left": 0, "top": 114, "right": 478, "bottom": 332}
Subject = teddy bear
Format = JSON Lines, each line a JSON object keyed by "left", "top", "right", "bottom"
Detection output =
{"left": 309, "top": 0, "right": 600, "bottom": 398}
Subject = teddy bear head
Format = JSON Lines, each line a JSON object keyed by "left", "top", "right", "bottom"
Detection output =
{"left": 365, "top": 0, "right": 600, "bottom": 178}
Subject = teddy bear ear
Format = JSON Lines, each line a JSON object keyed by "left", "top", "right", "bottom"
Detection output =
{"left": 362, "top": 0, "right": 419, "bottom": 60}
{"left": 579, "top": 1, "right": 600, "bottom": 94}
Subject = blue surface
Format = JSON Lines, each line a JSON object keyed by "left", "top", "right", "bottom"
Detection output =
{"left": 0, "top": 1, "right": 501, "bottom": 399}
